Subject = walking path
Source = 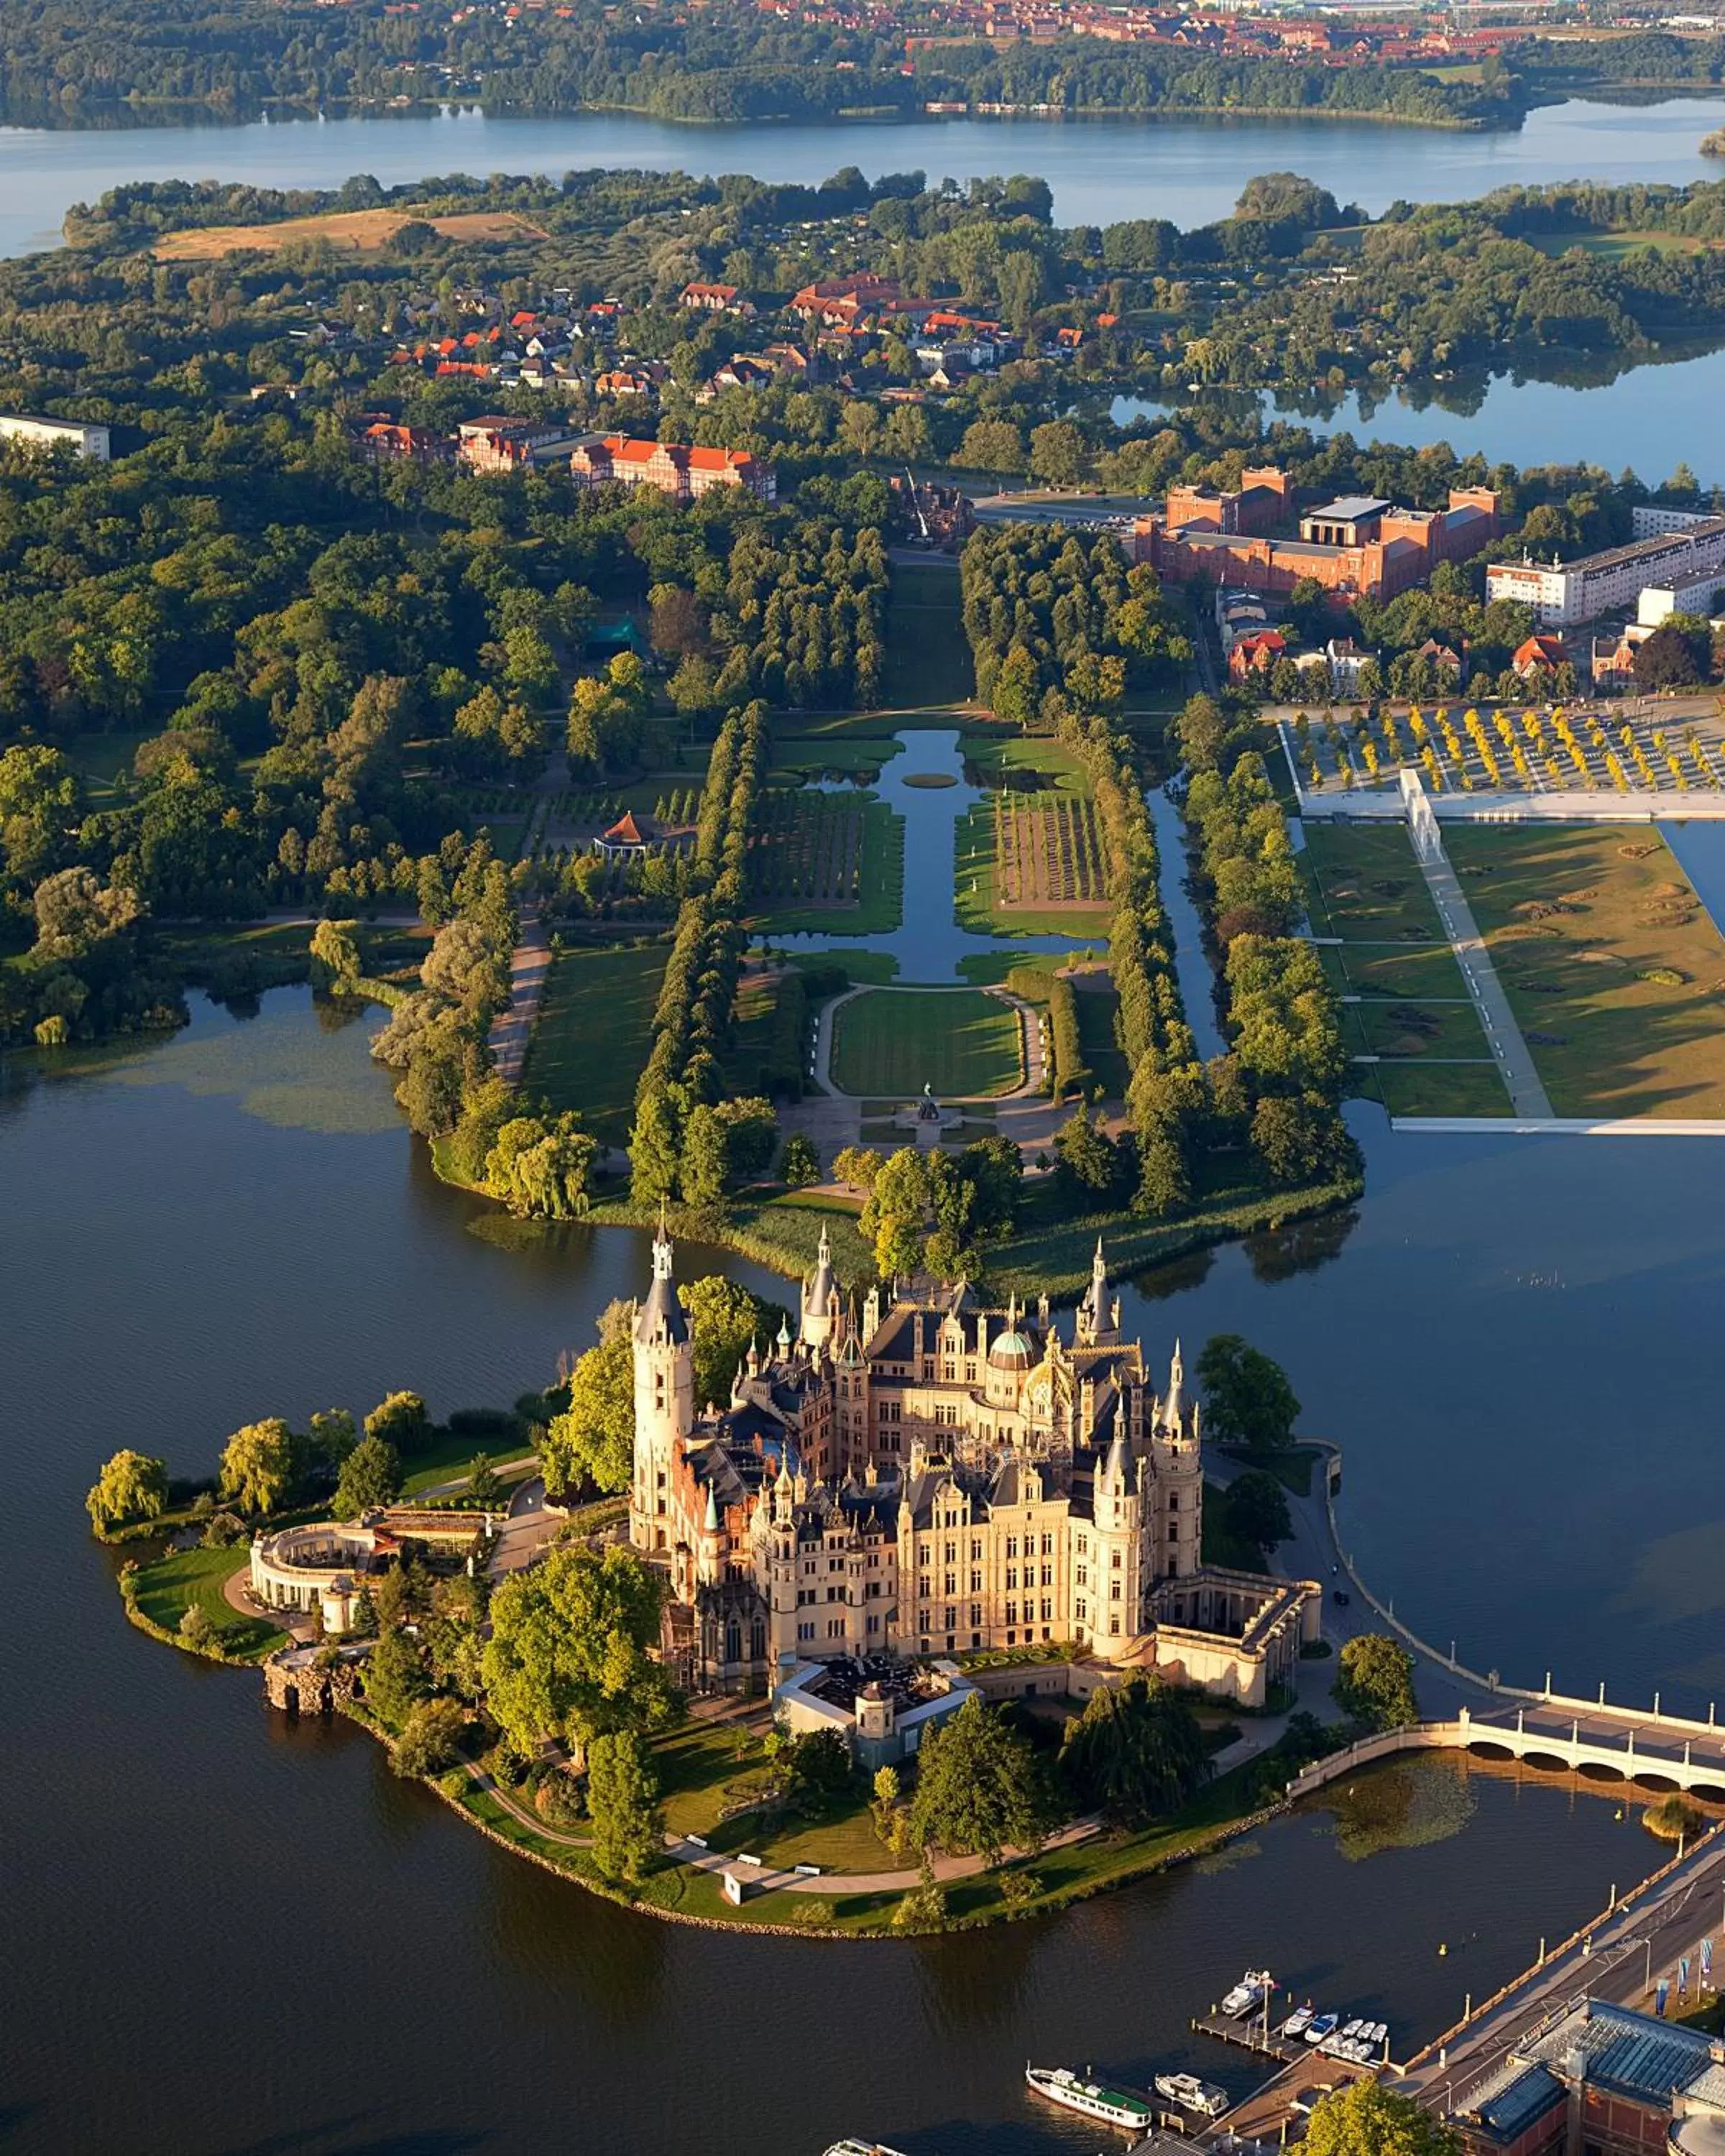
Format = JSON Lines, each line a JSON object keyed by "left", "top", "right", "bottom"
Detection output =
{"left": 1409, "top": 838, "right": 1554, "bottom": 1118}
{"left": 487, "top": 909, "right": 551, "bottom": 1087}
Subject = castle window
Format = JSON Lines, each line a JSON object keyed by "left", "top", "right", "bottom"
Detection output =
{"left": 1006, "top": 1567, "right": 1018, "bottom": 1591}
{"left": 1111, "top": 1550, "right": 1122, "bottom": 1568}
{"left": 970, "top": 1539, "right": 982, "bottom": 1562}
{"left": 970, "top": 1605, "right": 982, "bottom": 1627}
{"left": 867, "top": 1614, "right": 880, "bottom": 1635}
{"left": 1041, "top": 1533, "right": 1053, "bottom": 1557}
{"left": 1006, "top": 1601, "right": 1018, "bottom": 1625}
{"left": 1109, "top": 1618, "right": 1121, "bottom": 1636}
{"left": 1006, "top": 1537, "right": 1018, "bottom": 1560}
{"left": 1040, "top": 1599, "right": 1052, "bottom": 1622}
{"left": 828, "top": 1618, "right": 845, "bottom": 1639}
{"left": 1169, "top": 1524, "right": 1178, "bottom": 1542}
{"left": 943, "top": 1573, "right": 955, "bottom": 1597}
{"left": 1110, "top": 1580, "right": 1122, "bottom": 1600}
{"left": 1077, "top": 1566, "right": 1088, "bottom": 1587}
{"left": 943, "top": 1363, "right": 955, "bottom": 1381}
{"left": 726, "top": 1623, "right": 741, "bottom": 1662}
{"left": 1076, "top": 1599, "right": 1087, "bottom": 1623}
{"left": 965, "top": 1363, "right": 977, "bottom": 1383}
{"left": 943, "top": 1608, "right": 954, "bottom": 1631}
{"left": 944, "top": 1541, "right": 955, "bottom": 1564}
{"left": 1169, "top": 1493, "right": 1179, "bottom": 1511}
{"left": 798, "top": 1622, "right": 814, "bottom": 1642}
{"left": 1006, "top": 1629, "right": 1016, "bottom": 1645}
{"left": 1041, "top": 1565, "right": 1052, "bottom": 1586}
{"left": 970, "top": 1570, "right": 982, "bottom": 1593}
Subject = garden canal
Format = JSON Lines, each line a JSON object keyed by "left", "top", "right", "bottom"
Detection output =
{"left": 4, "top": 988, "right": 1725, "bottom": 2150}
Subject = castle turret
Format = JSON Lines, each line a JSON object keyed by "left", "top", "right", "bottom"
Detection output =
{"left": 630, "top": 1217, "right": 694, "bottom": 1554}
{"left": 1076, "top": 1238, "right": 1119, "bottom": 1348}
{"left": 801, "top": 1223, "right": 841, "bottom": 1351}
{"left": 696, "top": 1478, "right": 724, "bottom": 1587}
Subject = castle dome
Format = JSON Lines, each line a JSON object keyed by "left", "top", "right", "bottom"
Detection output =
{"left": 988, "top": 1329, "right": 1034, "bottom": 1370}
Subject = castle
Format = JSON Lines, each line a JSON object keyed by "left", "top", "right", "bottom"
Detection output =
{"left": 630, "top": 1223, "right": 1319, "bottom": 1706}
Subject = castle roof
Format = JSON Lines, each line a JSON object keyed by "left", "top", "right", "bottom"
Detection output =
{"left": 634, "top": 1222, "right": 687, "bottom": 1346}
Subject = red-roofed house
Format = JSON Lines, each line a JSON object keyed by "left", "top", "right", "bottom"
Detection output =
{"left": 1512, "top": 632, "right": 1568, "bottom": 679}
{"left": 569, "top": 435, "right": 776, "bottom": 503}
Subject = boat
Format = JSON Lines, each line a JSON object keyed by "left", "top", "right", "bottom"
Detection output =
{"left": 1219, "top": 1968, "right": 1275, "bottom": 2019}
{"left": 1026, "top": 2065, "right": 1155, "bottom": 2132}
{"left": 822, "top": 2145, "right": 911, "bottom": 2156}
{"left": 1279, "top": 2005, "right": 1314, "bottom": 2040}
{"left": 1340, "top": 2019, "right": 1363, "bottom": 2042}
{"left": 1366, "top": 2023, "right": 1389, "bottom": 2049}
{"left": 1154, "top": 2073, "right": 1230, "bottom": 2118}
{"left": 1305, "top": 2014, "right": 1340, "bottom": 2046}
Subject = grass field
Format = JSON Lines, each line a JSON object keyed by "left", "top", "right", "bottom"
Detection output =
{"left": 882, "top": 559, "right": 973, "bottom": 709}
{"left": 1445, "top": 824, "right": 1725, "bottom": 1116}
{"left": 129, "top": 1545, "right": 285, "bottom": 1659}
{"left": 1301, "top": 821, "right": 1512, "bottom": 1115}
{"left": 1072, "top": 974, "right": 1130, "bottom": 1096}
{"left": 522, "top": 940, "right": 667, "bottom": 1144}
{"left": 829, "top": 987, "right": 1024, "bottom": 1097}
{"left": 153, "top": 208, "right": 548, "bottom": 259}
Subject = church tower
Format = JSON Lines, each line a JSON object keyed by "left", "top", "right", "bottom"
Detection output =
{"left": 630, "top": 1215, "right": 693, "bottom": 1554}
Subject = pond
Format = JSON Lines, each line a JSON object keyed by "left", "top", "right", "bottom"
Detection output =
{"left": 775, "top": 727, "right": 1096, "bottom": 981}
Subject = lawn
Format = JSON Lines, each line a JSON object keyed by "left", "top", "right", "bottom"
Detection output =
{"left": 1072, "top": 974, "right": 1130, "bottom": 1096}
{"left": 829, "top": 987, "right": 1025, "bottom": 1097}
{"left": 1443, "top": 824, "right": 1725, "bottom": 1116}
{"left": 882, "top": 558, "right": 973, "bottom": 710}
{"left": 1369, "top": 1060, "right": 1518, "bottom": 1118}
{"left": 1300, "top": 821, "right": 1448, "bottom": 942}
{"left": 61, "top": 729, "right": 152, "bottom": 803}
{"left": 128, "top": 1545, "right": 285, "bottom": 1659}
{"left": 521, "top": 940, "right": 667, "bottom": 1144}
{"left": 1320, "top": 940, "right": 1475, "bottom": 1003}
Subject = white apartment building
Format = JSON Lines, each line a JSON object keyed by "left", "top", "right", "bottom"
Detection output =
{"left": 1632, "top": 505, "right": 1716, "bottom": 539}
{"left": 0, "top": 413, "right": 110, "bottom": 460}
{"left": 1487, "top": 518, "right": 1725, "bottom": 629}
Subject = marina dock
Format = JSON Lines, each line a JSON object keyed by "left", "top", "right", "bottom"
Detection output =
{"left": 1189, "top": 2012, "right": 1303, "bottom": 2067}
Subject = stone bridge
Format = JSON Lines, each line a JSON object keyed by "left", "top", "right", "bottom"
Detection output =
{"left": 1287, "top": 1705, "right": 1725, "bottom": 1802}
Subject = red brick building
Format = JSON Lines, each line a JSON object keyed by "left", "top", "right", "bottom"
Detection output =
{"left": 1134, "top": 467, "right": 1498, "bottom": 605}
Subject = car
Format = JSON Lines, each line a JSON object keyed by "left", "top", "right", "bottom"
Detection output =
{"left": 1333, "top": 1588, "right": 1351, "bottom": 1606}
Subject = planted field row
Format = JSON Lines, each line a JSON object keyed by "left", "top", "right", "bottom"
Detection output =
{"left": 995, "top": 794, "right": 1106, "bottom": 907}
{"left": 748, "top": 788, "right": 869, "bottom": 908}
{"left": 1295, "top": 706, "right": 1725, "bottom": 801}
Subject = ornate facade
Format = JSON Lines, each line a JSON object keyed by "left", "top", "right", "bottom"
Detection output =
{"left": 630, "top": 1223, "right": 1317, "bottom": 1703}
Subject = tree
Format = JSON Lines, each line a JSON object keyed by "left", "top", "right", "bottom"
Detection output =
{"left": 991, "top": 642, "right": 1040, "bottom": 729}
{"left": 364, "top": 1625, "right": 430, "bottom": 1727}
{"left": 909, "top": 1697, "right": 1044, "bottom": 1864}
{"left": 1221, "top": 1469, "right": 1294, "bottom": 1560}
{"left": 218, "top": 1417, "right": 297, "bottom": 1516}
{"left": 955, "top": 418, "right": 1025, "bottom": 480}
{"left": 542, "top": 1299, "right": 635, "bottom": 1495}
{"left": 832, "top": 1144, "right": 883, "bottom": 1192}
{"left": 862, "top": 1146, "right": 930, "bottom": 1279}
{"left": 1634, "top": 619, "right": 1709, "bottom": 691}
{"left": 1197, "top": 1334, "right": 1300, "bottom": 1453}
{"left": 310, "top": 917, "right": 362, "bottom": 992}
{"left": 86, "top": 1449, "right": 168, "bottom": 1534}
{"left": 1054, "top": 1106, "right": 1118, "bottom": 1198}
{"left": 334, "top": 1433, "right": 402, "bottom": 1519}
{"left": 587, "top": 1729, "right": 664, "bottom": 1884}
{"left": 772, "top": 1728, "right": 854, "bottom": 1812}
{"left": 306, "top": 1409, "right": 357, "bottom": 1475}
{"left": 31, "top": 866, "right": 141, "bottom": 963}
{"left": 465, "top": 1452, "right": 505, "bottom": 1508}
{"left": 779, "top": 1133, "right": 821, "bottom": 1188}
{"left": 1059, "top": 1674, "right": 1212, "bottom": 1823}
{"left": 392, "top": 1697, "right": 468, "bottom": 1778}
{"left": 679, "top": 1102, "right": 730, "bottom": 1207}
{"left": 1174, "top": 692, "right": 1230, "bottom": 775}
{"left": 1334, "top": 1634, "right": 1418, "bottom": 1732}
{"left": 366, "top": 1389, "right": 431, "bottom": 1458}
{"left": 1305, "top": 2076, "right": 1460, "bottom": 2156}
{"left": 481, "top": 1544, "right": 678, "bottom": 1759}
{"left": 1029, "top": 420, "right": 1087, "bottom": 489}
{"left": 179, "top": 1606, "right": 218, "bottom": 1654}
{"left": 678, "top": 1276, "right": 783, "bottom": 1412}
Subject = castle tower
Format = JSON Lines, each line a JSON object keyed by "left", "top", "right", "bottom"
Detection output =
{"left": 1092, "top": 1409, "right": 1144, "bottom": 1656}
{"left": 696, "top": 1480, "right": 724, "bottom": 1588}
{"left": 801, "top": 1223, "right": 842, "bottom": 1352}
{"left": 1075, "top": 1238, "right": 1120, "bottom": 1348}
{"left": 1152, "top": 1339, "right": 1202, "bottom": 1581}
{"left": 630, "top": 1215, "right": 693, "bottom": 1554}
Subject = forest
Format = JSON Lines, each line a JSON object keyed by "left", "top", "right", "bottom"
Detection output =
{"left": 0, "top": 0, "right": 1515, "bottom": 128}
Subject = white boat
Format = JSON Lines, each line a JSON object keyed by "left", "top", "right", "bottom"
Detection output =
{"left": 1340, "top": 2019, "right": 1363, "bottom": 2041}
{"left": 1366, "top": 2023, "right": 1389, "bottom": 2049}
{"left": 1219, "top": 1968, "right": 1275, "bottom": 2019}
{"left": 1155, "top": 2073, "right": 1230, "bottom": 2119}
{"left": 1305, "top": 2014, "right": 1340, "bottom": 2046}
{"left": 822, "top": 2145, "right": 911, "bottom": 2156}
{"left": 1026, "top": 2065, "right": 1155, "bottom": 2133}
{"left": 1279, "top": 2005, "right": 1314, "bottom": 2039}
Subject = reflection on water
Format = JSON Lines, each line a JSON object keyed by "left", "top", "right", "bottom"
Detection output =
{"left": 1112, "top": 338, "right": 1725, "bottom": 487}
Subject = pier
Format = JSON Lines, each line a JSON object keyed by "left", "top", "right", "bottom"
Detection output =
{"left": 1189, "top": 2012, "right": 1303, "bottom": 2068}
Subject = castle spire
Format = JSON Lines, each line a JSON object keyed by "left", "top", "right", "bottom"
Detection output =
{"left": 1165, "top": 1337, "right": 1185, "bottom": 1427}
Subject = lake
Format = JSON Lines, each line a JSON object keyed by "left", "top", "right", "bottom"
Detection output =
{"left": 4, "top": 92, "right": 1725, "bottom": 259}
{"left": 1111, "top": 339, "right": 1725, "bottom": 489}
{"left": 0, "top": 986, "right": 1719, "bottom": 2150}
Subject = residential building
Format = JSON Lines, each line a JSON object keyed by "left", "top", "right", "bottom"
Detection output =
{"left": 1637, "top": 567, "right": 1725, "bottom": 627}
{"left": 680, "top": 280, "right": 755, "bottom": 316}
{"left": 569, "top": 435, "right": 776, "bottom": 502}
{"left": 1632, "top": 503, "right": 1717, "bottom": 539}
{"left": 1512, "top": 632, "right": 1568, "bottom": 679}
{"left": 630, "top": 1222, "right": 1320, "bottom": 1698}
{"left": 455, "top": 417, "right": 596, "bottom": 473}
{"left": 0, "top": 413, "right": 110, "bottom": 460}
{"left": 1486, "top": 518, "right": 1725, "bottom": 629}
